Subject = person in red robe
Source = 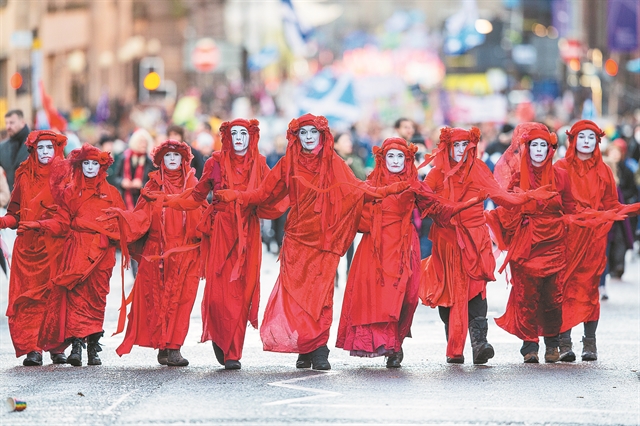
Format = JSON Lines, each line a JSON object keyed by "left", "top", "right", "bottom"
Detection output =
{"left": 336, "top": 137, "right": 484, "bottom": 367}
{"left": 0, "top": 130, "right": 67, "bottom": 366}
{"left": 19, "top": 144, "right": 126, "bottom": 366}
{"left": 485, "top": 123, "right": 576, "bottom": 363}
{"left": 555, "top": 120, "right": 640, "bottom": 361}
{"left": 216, "top": 114, "right": 409, "bottom": 370}
{"left": 420, "top": 127, "right": 555, "bottom": 364}
{"left": 104, "top": 140, "right": 203, "bottom": 366}
{"left": 166, "top": 119, "right": 286, "bottom": 370}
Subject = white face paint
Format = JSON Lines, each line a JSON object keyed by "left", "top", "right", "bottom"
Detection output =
{"left": 163, "top": 151, "right": 182, "bottom": 170}
{"left": 36, "top": 140, "right": 55, "bottom": 164}
{"left": 230, "top": 125, "right": 249, "bottom": 156}
{"left": 450, "top": 140, "right": 469, "bottom": 162}
{"left": 576, "top": 129, "right": 597, "bottom": 156}
{"left": 385, "top": 149, "right": 406, "bottom": 173}
{"left": 82, "top": 160, "right": 100, "bottom": 178}
{"left": 299, "top": 125, "right": 320, "bottom": 152}
{"left": 529, "top": 138, "right": 549, "bottom": 167}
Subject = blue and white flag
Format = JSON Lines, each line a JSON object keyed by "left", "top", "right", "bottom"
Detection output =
{"left": 297, "top": 70, "right": 360, "bottom": 127}
{"left": 281, "top": 0, "right": 312, "bottom": 56}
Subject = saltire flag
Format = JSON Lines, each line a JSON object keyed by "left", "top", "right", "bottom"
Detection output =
{"left": 297, "top": 70, "right": 360, "bottom": 127}
{"left": 281, "top": 0, "right": 313, "bottom": 56}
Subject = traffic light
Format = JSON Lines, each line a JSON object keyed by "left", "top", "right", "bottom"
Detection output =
{"left": 139, "top": 57, "right": 164, "bottom": 102}
{"left": 10, "top": 68, "right": 30, "bottom": 95}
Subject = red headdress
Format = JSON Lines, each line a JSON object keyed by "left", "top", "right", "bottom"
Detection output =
{"left": 494, "top": 122, "right": 558, "bottom": 192}
{"left": 15, "top": 130, "right": 67, "bottom": 183}
{"left": 151, "top": 139, "right": 193, "bottom": 169}
{"left": 368, "top": 137, "right": 418, "bottom": 185}
{"left": 217, "top": 118, "right": 264, "bottom": 281}
{"left": 68, "top": 143, "right": 113, "bottom": 191}
{"left": 218, "top": 118, "right": 261, "bottom": 190}
{"left": 284, "top": 113, "right": 337, "bottom": 222}
{"left": 420, "top": 126, "right": 481, "bottom": 200}
{"left": 564, "top": 119, "right": 606, "bottom": 164}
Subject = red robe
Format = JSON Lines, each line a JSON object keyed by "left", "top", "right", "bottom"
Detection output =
{"left": 556, "top": 155, "right": 626, "bottom": 331}
{"left": 486, "top": 166, "right": 576, "bottom": 341}
{"left": 3, "top": 164, "right": 65, "bottom": 357}
{"left": 243, "top": 153, "right": 371, "bottom": 354}
{"left": 116, "top": 168, "right": 203, "bottom": 355}
{"left": 337, "top": 177, "right": 457, "bottom": 356}
{"left": 38, "top": 179, "right": 125, "bottom": 352}
{"left": 195, "top": 153, "right": 284, "bottom": 361}
{"left": 421, "top": 160, "right": 539, "bottom": 359}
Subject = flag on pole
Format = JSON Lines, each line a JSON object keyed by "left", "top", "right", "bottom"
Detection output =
{"left": 281, "top": 0, "right": 313, "bottom": 56}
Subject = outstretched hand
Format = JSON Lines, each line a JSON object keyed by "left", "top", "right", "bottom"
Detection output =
{"left": 385, "top": 181, "right": 411, "bottom": 196}
{"left": 527, "top": 184, "right": 557, "bottom": 201}
{"left": 215, "top": 189, "right": 239, "bottom": 203}
{"left": 17, "top": 221, "right": 41, "bottom": 234}
{"left": 96, "top": 207, "right": 123, "bottom": 222}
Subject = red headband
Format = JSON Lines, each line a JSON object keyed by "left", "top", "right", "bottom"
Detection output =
{"left": 25, "top": 130, "right": 68, "bottom": 150}
{"left": 151, "top": 139, "right": 193, "bottom": 168}
{"left": 566, "top": 120, "right": 605, "bottom": 144}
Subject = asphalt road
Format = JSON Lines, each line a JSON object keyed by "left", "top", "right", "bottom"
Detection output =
{"left": 0, "top": 241, "right": 638, "bottom": 425}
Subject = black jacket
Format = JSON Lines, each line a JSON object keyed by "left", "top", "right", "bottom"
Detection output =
{"left": 0, "top": 125, "right": 30, "bottom": 192}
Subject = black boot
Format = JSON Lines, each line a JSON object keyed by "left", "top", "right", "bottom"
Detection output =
{"left": 87, "top": 332, "right": 103, "bottom": 366}
{"left": 310, "top": 345, "right": 331, "bottom": 370}
{"left": 23, "top": 351, "right": 43, "bottom": 366}
{"left": 50, "top": 352, "right": 67, "bottom": 365}
{"left": 581, "top": 337, "right": 597, "bottom": 361}
{"left": 296, "top": 353, "right": 312, "bottom": 369}
{"left": 157, "top": 349, "right": 168, "bottom": 365}
{"left": 67, "top": 338, "right": 85, "bottom": 367}
{"left": 386, "top": 348, "right": 403, "bottom": 368}
{"left": 212, "top": 342, "right": 225, "bottom": 366}
{"left": 558, "top": 336, "right": 576, "bottom": 362}
{"left": 469, "top": 317, "right": 494, "bottom": 365}
{"left": 224, "top": 360, "right": 241, "bottom": 370}
{"left": 167, "top": 348, "right": 189, "bottom": 366}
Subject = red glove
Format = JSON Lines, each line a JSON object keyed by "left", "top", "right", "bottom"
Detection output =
{"left": 17, "top": 220, "right": 41, "bottom": 234}
{"left": 216, "top": 189, "right": 240, "bottom": 203}
{"left": 377, "top": 181, "right": 410, "bottom": 197}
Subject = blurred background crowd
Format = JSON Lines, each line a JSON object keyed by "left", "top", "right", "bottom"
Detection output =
{"left": 1, "top": 0, "right": 639, "bottom": 285}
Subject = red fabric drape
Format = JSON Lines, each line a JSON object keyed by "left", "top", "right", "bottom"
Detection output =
{"left": 3, "top": 131, "right": 67, "bottom": 357}
{"left": 38, "top": 145, "right": 124, "bottom": 352}
{"left": 336, "top": 138, "right": 460, "bottom": 357}
{"left": 485, "top": 123, "right": 576, "bottom": 341}
{"left": 116, "top": 141, "right": 203, "bottom": 355}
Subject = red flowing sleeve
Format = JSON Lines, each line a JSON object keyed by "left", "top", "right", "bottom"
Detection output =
{"left": 242, "top": 160, "right": 288, "bottom": 206}
{"left": 38, "top": 187, "right": 73, "bottom": 237}
{"left": 1, "top": 180, "right": 21, "bottom": 229}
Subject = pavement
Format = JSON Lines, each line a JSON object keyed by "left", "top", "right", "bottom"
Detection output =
{"left": 0, "top": 241, "right": 638, "bottom": 425}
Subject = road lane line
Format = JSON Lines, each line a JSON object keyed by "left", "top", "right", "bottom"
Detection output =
{"left": 101, "top": 391, "right": 133, "bottom": 414}
{"left": 264, "top": 371, "right": 341, "bottom": 406}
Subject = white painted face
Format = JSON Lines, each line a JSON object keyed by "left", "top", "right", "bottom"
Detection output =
{"left": 231, "top": 125, "right": 249, "bottom": 156}
{"left": 529, "top": 138, "right": 549, "bottom": 167}
{"left": 576, "top": 129, "right": 597, "bottom": 155}
{"left": 450, "top": 140, "right": 469, "bottom": 162}
{"left": 299, "top": 125, "right": 320, "bottom": 152}
{"left": 385, "top": 149, "right": 406, "bottom": 173}
{"left": 82, "top": 160, "right": 100, "bottom": 178}
{"left": 163, "top": 151, "right": 182, "bottom": 170}
{"left": 36, "top": 140, "right": 55, "bottom": 164}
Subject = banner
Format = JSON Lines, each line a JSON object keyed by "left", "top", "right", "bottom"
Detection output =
{"left": 608, "top": 0, "right": 639, "bottom": 52}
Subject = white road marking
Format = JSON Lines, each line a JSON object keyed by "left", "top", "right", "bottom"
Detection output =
{"left": 264, "top": 370, "right": 341, "bottom": 406}
{"left": 101, "top": 391, "right": 133, "bottom": 414}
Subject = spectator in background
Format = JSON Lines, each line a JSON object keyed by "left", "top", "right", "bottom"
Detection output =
{"left": 394, "top": 118, "right": 415, "bottom": 142}
{"left": 112, "top": 129, "right": 155, "bottom": 211}
{"left": 334, "top": 132, "right": 367, "bottom": 286}
{"left": 0, "top": 109, "right": 31, "bottom": 192}
{"left": 264, "top": 135, "right": 288, "bottom": 254}
{"left": 168, "top": 124, "right": 205, "bottom": 179}
{"left": 97, "top": 134, "right": 120, "bottom": 187}
{"left": 195, "top": 122, "right": 215, "bottom": 158}
{"left": 0, "top": 166, "right": 9, "bottom": 275}
{"left": 601, "top": 140, "right": 636, "bottom": 283}
{"left": 484, "top": 123, "right": 514, "bottom": 166}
